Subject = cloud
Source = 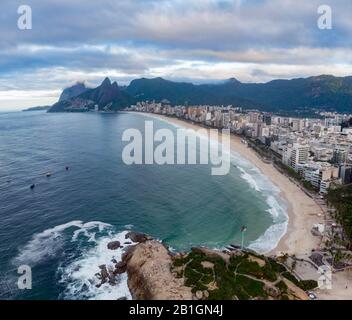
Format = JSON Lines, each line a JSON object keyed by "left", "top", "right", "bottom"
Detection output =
{"left": 0, "top": 0, "right": 351, "bottom": 109}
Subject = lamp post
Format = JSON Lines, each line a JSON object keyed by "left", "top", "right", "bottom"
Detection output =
{"left": 241, "top": 226, "right": 247, "bottom": 250}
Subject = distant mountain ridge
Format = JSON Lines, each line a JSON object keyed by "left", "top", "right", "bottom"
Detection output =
{"left": 23, "top": 105, "right": 50, "bottom": 112}
{"left": 59, "top": 82, "right": 89, "bottom": 102}
{"left": 48, "top": 75, "right": 352, "bottom": 113}
{"left": 125, "top": 75, "right": 352, "bottom": 113}
{"left": 49, "top": 78, "right": 135, "bottom": 112}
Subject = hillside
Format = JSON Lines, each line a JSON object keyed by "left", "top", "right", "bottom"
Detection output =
{"left": 49, "top": 75, "right": 352, "bottom": 113}
{"left": 59, "top": 82, "right": 89, "bottom": 102}
{"left": 125, "top": 75, "right": 352, "bottom": 113}
{"left": 119, "top": 233, "right": 317, "bottom": 300}
{"left": 49, "top": 78, "right": 135, "bottom": 112}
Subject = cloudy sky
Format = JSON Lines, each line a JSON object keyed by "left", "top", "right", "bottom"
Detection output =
{"left": 0, "top": 0, "right": 351, "bottom": 110}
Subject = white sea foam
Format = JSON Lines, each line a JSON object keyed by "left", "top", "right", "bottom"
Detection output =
{"left": 248, "top": 222, "right": 288, "bottom": 254}
{"left": 13, "top": 220, "right": 111, "bottom": 265}
{"left": 237, "top": 166, "right": 260, "bottom": 192}
{"left": 13, "top": 220, "right": 136, "bottom": 300}
{"left": 230, "top": 151, "right": 289, "bottom": 253}
{"left": 59, "top": 230, "right": 136, "bottom": 300}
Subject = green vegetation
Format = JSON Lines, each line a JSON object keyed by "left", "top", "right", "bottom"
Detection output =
{"left": 125, "top": 75, "right": 352, "bottom": 113}
{"left": 281, "top": 272, "right": 317, "bottom": 291}
{"left": 172, "top": 249, "right": 316, "bottom": 300}
{"left": 228, "top": 255, "right": 277, "bottom": 282}
{"left": 327, "top": 185, "right": 352, "bottom": 244}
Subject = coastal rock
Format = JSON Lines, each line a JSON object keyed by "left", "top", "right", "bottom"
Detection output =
{"left": 95, "top": 264, "right": 120, "bottom": 287}
{"left": 98, "top": 264, "right": 109, "bottom": 283}
{"left": 107, "top": 241, "right": 121, "bottom": 250}
{"left": 114, "top": 261, "right": 127, "bottom": 275}
{"left": 124, "top": 240, "right": 193, "bottom": 300}
{"left": 125, "top": 232, "right": 152, "bottom": 243}
{"left": 122, "top": 245, "right": 137, "bottom": 262}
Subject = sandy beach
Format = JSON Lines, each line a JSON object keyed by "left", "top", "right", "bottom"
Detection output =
{"left": 142, "top": 113, "right": 324, "bottom": 257}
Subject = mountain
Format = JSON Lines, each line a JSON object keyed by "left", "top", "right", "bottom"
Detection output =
{"left": 59, "top": 82, "right": 89, "bottom": 102}
{"left": 125, "top": 77, "right": 261, "bottom": 109}
{"left": 49, "top": 78, "right": 135, "bottom": 112}
{"left": 49, "top": 74, "right": 352, "bottom": 114}
{"left": 23, "top": 105, "right": 50, "bottom": 112}
{"left": 125, "top": 75, "right": 352, "bottom": 113}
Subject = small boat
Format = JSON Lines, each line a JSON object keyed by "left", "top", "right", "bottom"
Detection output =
{"left": 46, "top": 172, "right": 52, "bottom": 177}
{"left": 30, "top": 184, "right": 35, "bottom": 190}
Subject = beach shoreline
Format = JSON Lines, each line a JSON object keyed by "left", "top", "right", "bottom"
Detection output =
{"left": 137, "top": 112, "right": 324, "bottom": 257}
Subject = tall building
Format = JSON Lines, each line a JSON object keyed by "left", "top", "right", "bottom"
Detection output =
{"left": 264, "top": 115, "right": 272, "bottom": 126}
{"left": 249, "top": 112, "right": 261, "bottom": 124}
{"left": 340, "top": 165, "right": 352, "bottom": 184}
{"left": 283, "top": 143, "right": 309, "bottom": 171}
{"left": 332, "top": 148, "right": 348, "bottom": 164}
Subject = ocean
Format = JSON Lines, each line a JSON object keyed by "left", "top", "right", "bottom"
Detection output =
{"left": 0, "top": 111, "right": 287, "bottom": 300}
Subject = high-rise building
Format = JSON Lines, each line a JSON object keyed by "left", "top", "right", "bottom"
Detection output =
{"left": 264, "top": 115, "right": 272, "bottom": 126}
{"left": 283, "top": 143, "right": 309, "bottom": 171}
{"left": 340, "top": 165, "right": 352, "bottom": 184}
{"left": 332, "top": 148, "right": 348, "bottom": 164}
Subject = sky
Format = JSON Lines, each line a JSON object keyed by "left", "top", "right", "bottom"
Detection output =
{"left": 0, "top": 0, "right": 352, "bottom": 110}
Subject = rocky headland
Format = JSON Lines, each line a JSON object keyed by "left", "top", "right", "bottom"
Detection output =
{"left": 100, "top": 232, "right": 317, "bottom": 300}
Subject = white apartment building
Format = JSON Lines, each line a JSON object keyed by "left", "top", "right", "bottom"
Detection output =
{"left": 301, "top": 162, "right": 339, "bottom": 193}
{"left": 283, "top": 143, "right": 309, "bottom": 171}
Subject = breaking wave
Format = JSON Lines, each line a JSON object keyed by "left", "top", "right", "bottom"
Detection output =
{"left": 13, "top": 221, "right": 111, "bottom": 266}
{"left": 230, "top": 152, "right": 288, "bottom": 254}
{"left": 13, "top": 221, "right": 135, "bottom": 300}
{"left": 59, "top": 230, "right": 135, "bottom": 300}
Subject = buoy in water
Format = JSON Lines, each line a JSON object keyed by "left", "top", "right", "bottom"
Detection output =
{"left": 65, "top": 166, "right": 69, "bottom": 171}
{"left": 30, "top": 184, "right": 35, "bottom": 190}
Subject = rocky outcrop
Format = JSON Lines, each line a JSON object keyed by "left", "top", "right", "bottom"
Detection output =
{"left": 122, "top": 240, "right": 193, "bottom": 300}
{"left": 92, "top": 231, "right": 315, "bottom": 300}
{"left": 95, "top": 264, "right": 117, "bottom": 287}
{"left": 113, "top": 261, "right": 127, "bottom": 275}
{"left": 125, "top": 232, "right": 152, "bottom": 243}
{"left": 107, "top": 241, "right": 121, "bottom": 250}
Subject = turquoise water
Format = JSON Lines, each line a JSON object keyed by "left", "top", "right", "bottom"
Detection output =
{"left": 0, "top": 111, "right": 287, "bottom": 299}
